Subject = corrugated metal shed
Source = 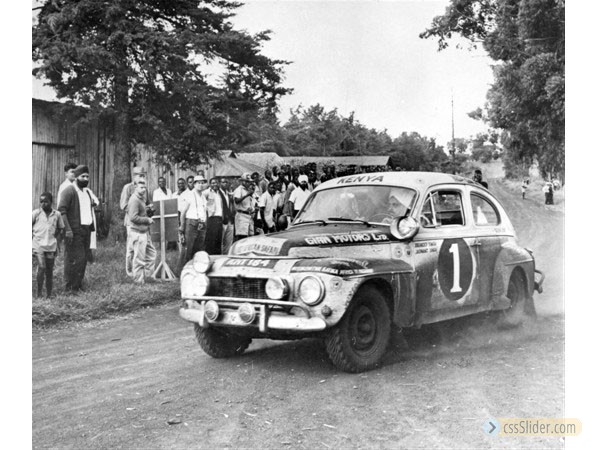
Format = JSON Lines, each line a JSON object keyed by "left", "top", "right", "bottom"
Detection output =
{"left": 281, "top": 155, "right": 395, "bottom": 168}
{"left": 135, "top": 147, "right": 265, "bottom": 193}
{"left": 234, "top": 152, "right": 285, "bottom": 169}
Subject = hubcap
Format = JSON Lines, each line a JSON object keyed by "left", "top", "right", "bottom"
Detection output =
{"left": 351, "top": 306, "right": 377, "bottom": 351}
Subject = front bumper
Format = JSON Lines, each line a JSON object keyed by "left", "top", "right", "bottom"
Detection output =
{"left": 179, "top": 298, "right": 327, "bottom": 333}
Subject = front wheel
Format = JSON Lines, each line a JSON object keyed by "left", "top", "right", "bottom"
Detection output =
{"left": 195, "top": 325, "right": 252, "bottom": 358}
{"left": 499, "top": 270, "right": 536, "bottom": 328}
{"left": 325, "top": 286, "right": 391, "bottom": 373}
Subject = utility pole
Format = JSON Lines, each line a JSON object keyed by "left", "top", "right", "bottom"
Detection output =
{"left": 450, "top": 90, "right": 456, "bottom": 173}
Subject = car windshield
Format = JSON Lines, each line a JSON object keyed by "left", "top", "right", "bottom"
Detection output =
{"left": 294, "top": 185, "right": 417, "bottom": 225}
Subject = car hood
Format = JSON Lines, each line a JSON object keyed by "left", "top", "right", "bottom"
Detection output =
{"left": 229, "top": 223, "right": 397, "bottom": 257}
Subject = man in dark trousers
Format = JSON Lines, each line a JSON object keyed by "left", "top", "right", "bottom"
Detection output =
{"left": 178, "top": 174, "right": 208, "bottom": 273}
{"left": 204, "top": 177, "right": 232, "bottom": 255}
{"left": 220, "top": 178, "right": 235, "bottom": 254}
{"left": 58, "top": 165, "right": 95, "bottom": 292}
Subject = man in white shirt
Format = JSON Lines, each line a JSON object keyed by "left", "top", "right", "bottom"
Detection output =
{"left": 219, "top": 178, "right": 235, "bottom": 254}
{"left": 289, "top": 174, "right": 311, "bottom": 219}
{"left": 57, "top": 162, "right": 77, "bottom": 206}
{"left": 172, "top": 178, "right": 187, "bottom": 201}
{"left": 177, "top": 174, "right": 208, "bottom": 273}
{"left": 204, "top": 178, "right": 229, "bottom": 254}
{"left": 234, "top": 173, "right": 256, "bottom": 240}
{"left": 152, "top": 176, "right": 172, "bottom": 202}
{"left": 259, "top": 181, "right": 280, "bottom": 234}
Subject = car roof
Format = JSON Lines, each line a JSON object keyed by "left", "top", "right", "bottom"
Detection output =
{"left": 317, "top": 171, "right": 479, "bottom": 191}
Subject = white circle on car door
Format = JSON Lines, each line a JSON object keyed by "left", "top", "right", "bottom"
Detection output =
{"left": 437, "top": 238, "right": 474, "bottom": 301}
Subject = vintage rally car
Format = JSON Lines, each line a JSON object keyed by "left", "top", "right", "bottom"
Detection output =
{"left": 179, "top": 172, "right": 544, "bottom": 372}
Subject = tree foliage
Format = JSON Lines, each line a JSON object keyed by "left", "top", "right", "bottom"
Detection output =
{"left": 230, "top": 103, "right": 454, "bottom": 172}
{"left": 421, "top": 0, "right": 564, "bottom": 177}
{"left": 32, "top": 0, "right": 291, "bottom": 167}
{"left": 281, "top": 104, "right": 396, "bottom": 157}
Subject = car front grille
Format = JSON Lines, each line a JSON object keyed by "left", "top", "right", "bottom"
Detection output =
{"left": 208, "top": 277, "right": 268, "bottom": 300}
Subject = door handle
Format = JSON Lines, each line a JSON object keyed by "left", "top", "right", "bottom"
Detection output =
{"left": 470, "top": 239, "right": 482, "bottom": 247}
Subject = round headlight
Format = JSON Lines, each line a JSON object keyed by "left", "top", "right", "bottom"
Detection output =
{"left": 265, "top": 277, "right": 288, "bottom": 300}
{"left": 204, "top": 300, "right": 220, "bottom": 321}
{"left": 191, "top": 273, "right": 210, "bottom": 297}
{"left": 390, "top": 216, "right": 420, "bottom": 240}
{"left": 192, "top": 251, "right": 211, "bottom": 273}
{"left": 298, "top": 276, "right": 325, "bottom": 306}
{"left": 238, "top": 302, "right": 256, "bottom": 324}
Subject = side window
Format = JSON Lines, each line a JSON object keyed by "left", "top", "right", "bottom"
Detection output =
{"left": 420, "top": 190, "right": 465, "bottom": 227}
{"left": 470, "top": 194, "right": 500, "bottom": 226}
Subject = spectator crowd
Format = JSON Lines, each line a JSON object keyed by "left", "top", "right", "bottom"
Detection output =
{"left": 34, "top": 161, "right": 522, "bottom": 296}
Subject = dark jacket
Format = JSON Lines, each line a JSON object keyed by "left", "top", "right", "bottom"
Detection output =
{"left": 58, "top": 184, "right": 94, "bottom": 234}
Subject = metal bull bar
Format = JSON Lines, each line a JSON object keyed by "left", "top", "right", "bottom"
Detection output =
{"left": 180, "top": 297, "right": 327, "bottom": 333}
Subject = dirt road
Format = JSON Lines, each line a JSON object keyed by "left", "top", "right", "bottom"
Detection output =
{"left": 33, "top": 179, "right": 565, "bottom": 449}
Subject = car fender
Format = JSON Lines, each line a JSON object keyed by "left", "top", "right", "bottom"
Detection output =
{"left": 491, "top": 241, "right": 535, "bottom": 309}
{"left": 290, "top": 257, "right": 416, "bottom": 328}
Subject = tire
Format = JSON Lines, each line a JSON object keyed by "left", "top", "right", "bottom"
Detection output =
{"left": 195, "top": 324, "right": 252, "bottom": 358}
{"left": 325, "top": 286, "right": 391, "bottom": 373}
{"left": 500, "top": 270, "right": 536, "bottom": 328}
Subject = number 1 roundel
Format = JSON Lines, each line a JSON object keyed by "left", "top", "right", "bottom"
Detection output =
{"left": 438, "top": 238, "right": 474, "bottom": 301}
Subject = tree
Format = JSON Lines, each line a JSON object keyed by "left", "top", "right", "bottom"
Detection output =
{"left": 391, "top": 132, "right": 449, "bottom": 172}
{"left": 420, "top": 0, "right": 564, "bottom": 178}
{"left": 282, "top": 105, "right": 395, "bottom": 157}
{"left": 33, "top": 0, "right": 290, "bottom": 206}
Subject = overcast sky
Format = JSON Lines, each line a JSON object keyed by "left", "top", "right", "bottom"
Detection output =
{"left": 233, "top": 0, "right": 495, "bottom": 146}
{"left": 32, "top": 0, "right": 495, "bottom": 147}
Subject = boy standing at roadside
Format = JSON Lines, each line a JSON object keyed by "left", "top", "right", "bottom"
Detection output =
{"left": 32, "top": 192, "right": 64, "bottom": 298}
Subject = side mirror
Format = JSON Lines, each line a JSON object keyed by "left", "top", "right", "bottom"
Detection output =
{"left": 389, "top": 217, "right": 420, "bottom": 241}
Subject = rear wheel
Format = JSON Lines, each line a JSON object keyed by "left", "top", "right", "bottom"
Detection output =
{"left": 500, "top": 270, "right": 536, "bottom": 328}
{"left": 195, "top": 325, "right": 252, "bottom": 358}
{"left": 325, "top": 286, "right": 391, "bottom": 372}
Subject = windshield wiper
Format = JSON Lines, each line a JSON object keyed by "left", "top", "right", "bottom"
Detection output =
{"left": 327, "top": 217, "right": 371, "bottom": 227}
{"left": 293, "top": 219, "right": 327, "bottom": 227}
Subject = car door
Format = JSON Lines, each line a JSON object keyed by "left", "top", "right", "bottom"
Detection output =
{"left": 465, "top": 187, "right": 504, "bottom": 307}
{"left": 412, "top": 185, "right": 482, "bottom": 321}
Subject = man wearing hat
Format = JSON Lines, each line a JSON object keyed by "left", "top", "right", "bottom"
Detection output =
{"left": 120, "top": 166, "right": 150, "bottom": 275}
{"left": 289, "top": 174, "right": 311, "bottom": 219}
{"left": 58, "top": 165, "right": 95, "bottom": 291}
{"left": 58, "top": 162, "right": 100, "bottom": 257}
{"left": 233, "top": 172, "right": 256, "bottom": 241}
{"left": 178, "top": 174, "right": 209, "bottom": 273}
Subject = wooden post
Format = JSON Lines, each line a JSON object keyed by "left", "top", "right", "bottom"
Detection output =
{"left": 152, "top": 199, "right": 177, "bottom": 280}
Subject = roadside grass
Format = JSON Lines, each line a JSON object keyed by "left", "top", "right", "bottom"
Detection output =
{"left": 32, "top": 236, "right": 181, "bottom": 328}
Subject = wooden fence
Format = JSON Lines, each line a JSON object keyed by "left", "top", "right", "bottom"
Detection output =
{"left": 32, "top": 99, "right": 264, "bottom": 228}
{"left": 135, "top": 145, "right": 209, "bottom": 195}
{"left": 32, "top": 99, "right": 116, "bottom": 221}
